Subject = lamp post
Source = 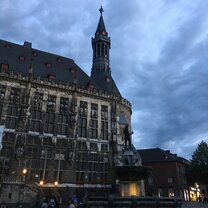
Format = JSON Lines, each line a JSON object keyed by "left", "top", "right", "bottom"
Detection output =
{"left": 18, "top": 168, "right": 27, "bottom": 207}
{"left": 37, "top": 180, "right": 44, "bottom": 206}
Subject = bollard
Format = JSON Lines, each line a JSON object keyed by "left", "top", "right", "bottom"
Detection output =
{"left": 131, "top": 197, "right": 137, "bottom": 208}
{"left": 154, "top": 196, "right": 160, "bottom": 208}
{"left": 108, "top": 195, "right": 114, "bottom": 208}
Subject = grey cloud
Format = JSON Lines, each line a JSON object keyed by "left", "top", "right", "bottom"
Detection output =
{"left": 129, "top": 5, "right": 208, "bottom": 158}
{"left": 1, "top": 0, "right": 208, "bottom": 159}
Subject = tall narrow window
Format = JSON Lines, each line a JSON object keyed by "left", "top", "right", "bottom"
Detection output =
{"left": 57, "top": 97, "right": 69, "bottom": 136}
{"left": 75, "top": 141, "right": 88, "bottom": 183}
{"left": 0, "top": 85, "right": 6, "bottom": 117}
{"left": 44, "top": 95, "right": 56, "bottom": 134}
{"left": 97, "top": 44, "right": 100, "bottom": 56}
{"left": 33, "top": 92, "right": 43, "bottom": 110}
{"left": 44, "top": 112, "right": 55, "bottom": 134}
{"left": 30, "top": 92, "right": 43, "bottom": 132}
{"left": 47, "top": 95, "right": 56, "bottom": 112}
{"left": 101, "top": 43, "right": 104, "bottom": 56}
{"left": 30, "top": 110, "right": 42, "bottom": 132}
{"left": 105, "top": 44, "right": 108, "bottom": 56}
{"left": 57, "top": 114, "right": 68, "bottom": 136}
{"left": 78, "top": 101, "right": 87, "bottom": 138}
{"left": 5, "top": 88, "right": 20, "bottom": 129}
{"left": 59, "top": 97, "right": 68, "bottom": 114}
{"left": 90, "top": 103, "right": 98, "bottom": 139}
{"left": 101, "top": 105, "right": 108, "bottom": 140}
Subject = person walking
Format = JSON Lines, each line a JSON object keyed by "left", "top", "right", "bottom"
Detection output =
{"left": 41, "top": 199, "right": 48, "bottom": 208}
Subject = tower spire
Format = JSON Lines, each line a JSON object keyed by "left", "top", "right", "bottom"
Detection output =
{"left": 90, "top": 7, "right": 121, "bottom": 95}
{"left": 95, "top": 7, "right": 107, "bottom": 35}
{"left": 91, "top": 6, "right": 110, "bottom": 74}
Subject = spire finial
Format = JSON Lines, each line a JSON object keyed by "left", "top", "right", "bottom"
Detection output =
{"left": 99, "top": 6, "right": 104, "bottom": 15}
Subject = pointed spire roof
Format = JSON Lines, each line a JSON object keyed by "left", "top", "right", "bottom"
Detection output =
{"left": 96, "top": 6, "right": 107, "bottom": 34}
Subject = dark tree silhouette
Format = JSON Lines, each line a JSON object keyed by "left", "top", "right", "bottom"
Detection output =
{"left": 190, "top": 140, "right": 208, "bottom": 186}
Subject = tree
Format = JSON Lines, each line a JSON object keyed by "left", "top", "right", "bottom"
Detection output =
{"left": 190, "top": 140, "right": 208, "bottom": 186}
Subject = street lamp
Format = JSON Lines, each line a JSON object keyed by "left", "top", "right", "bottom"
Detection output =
{"left": 39, "top": 180, "right": 44, "bottom": 186}
{"left": 22, "top": 168, "right": 27, "bottom": 175}
{"left": 54, "top": 181, "right": 58, "bottom": 186}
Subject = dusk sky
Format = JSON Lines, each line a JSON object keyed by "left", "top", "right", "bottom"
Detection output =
{"left": 1, "top": 0, "right": 208, "bottom": 159}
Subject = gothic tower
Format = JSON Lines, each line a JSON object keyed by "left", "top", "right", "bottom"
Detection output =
{"left": 91, "top": 7, "right": 120, "bottom": 95}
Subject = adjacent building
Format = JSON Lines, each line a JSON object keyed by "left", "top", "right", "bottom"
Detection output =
{"left": 138, "top": 148, "right": 190, "bottom": 200}
{"left": 0, "top": 9, "right": 132, "bottom": 203}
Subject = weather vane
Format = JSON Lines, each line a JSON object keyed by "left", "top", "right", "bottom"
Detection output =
{"left": 99, "top": 6, "right": 104, "bottom": 15}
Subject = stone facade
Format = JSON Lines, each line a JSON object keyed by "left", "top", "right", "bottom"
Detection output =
{"left": 0, "top": 10, "right": 132, "bottom": 204}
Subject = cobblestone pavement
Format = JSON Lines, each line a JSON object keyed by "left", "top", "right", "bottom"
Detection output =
{"left": 182, "top": 202, "right": 208, "bottom": 208}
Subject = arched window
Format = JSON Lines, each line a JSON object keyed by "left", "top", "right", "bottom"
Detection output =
{"left": 97, "top": 44, "right": 100, "bottom": 56}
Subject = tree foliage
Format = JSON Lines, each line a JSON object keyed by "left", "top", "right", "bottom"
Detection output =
{"left": 190, "top": 140, "right": 208, "bottom": 185}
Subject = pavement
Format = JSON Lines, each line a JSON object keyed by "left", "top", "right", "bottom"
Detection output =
{"left": 5, "top": 201, "right": 208, "bottom": 208}
{"left": 182, "top": 202, "right": 208, "bottom": 208}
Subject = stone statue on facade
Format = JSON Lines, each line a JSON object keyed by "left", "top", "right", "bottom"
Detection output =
{"left": 123, "top": 125, "right": 133, "bottom": 148}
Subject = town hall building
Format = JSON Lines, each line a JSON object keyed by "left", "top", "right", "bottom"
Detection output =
{"left": 0, "top": 7, "right": 133, "bottom": 203}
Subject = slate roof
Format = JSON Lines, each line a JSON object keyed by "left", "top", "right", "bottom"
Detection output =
{"left": 91, "top": 71, "right": 121, "bottom": 96}
{"left": 0, "top": 39, "right": 123, "bottom": 97}
{"left": 0, "top": 39, "right": 98, "bottom": 88}
{"left": 137, "top": 148, "right": 189, "bottom": 164}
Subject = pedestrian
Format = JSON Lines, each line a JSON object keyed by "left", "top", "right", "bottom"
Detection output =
{"left": 71, "top": 194, "right": 78, "bottom": 207}
{"left": 41, "top": 199, "right": 48, "bottom": 208}
{"left": 47, "top": 194, "right": 59, "bottom": 208}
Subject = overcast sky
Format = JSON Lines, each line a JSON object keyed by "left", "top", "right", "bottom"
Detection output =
{"left": 1, "top": 0, "right": 208, "bottom": 159}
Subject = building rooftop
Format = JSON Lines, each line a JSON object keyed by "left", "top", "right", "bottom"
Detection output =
{"left": 138, "top": 147, "right": 190, "bottom": 164}
{"left": 0, "top": 39, "right": 122, "bottom": 96}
